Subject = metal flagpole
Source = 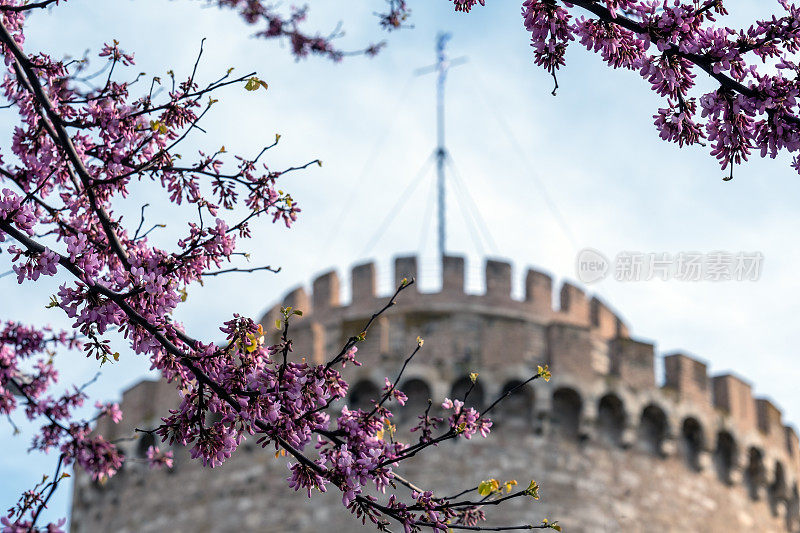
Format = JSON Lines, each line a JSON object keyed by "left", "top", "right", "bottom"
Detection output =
{"left": 435, "top": 32, "right": 451, "bottom": 264}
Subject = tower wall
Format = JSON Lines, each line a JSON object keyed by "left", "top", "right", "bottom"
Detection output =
{"left": 70, "top": 256, "right": 800, "bottom": 533}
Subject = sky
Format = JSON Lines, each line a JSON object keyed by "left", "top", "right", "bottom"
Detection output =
{"left": 2, "top": 0, "right": 800, "bottom": 527}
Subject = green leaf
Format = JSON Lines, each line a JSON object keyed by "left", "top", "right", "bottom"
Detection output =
{"left": 244, "top": 76, "right": 268, "bottom": 91}
{"left": 477, "top": 479, "right": 499, "bottom": 497}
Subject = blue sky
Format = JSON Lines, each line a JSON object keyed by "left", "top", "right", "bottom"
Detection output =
{"left": 2, "top": 0, "right": 800, "bottom": 527}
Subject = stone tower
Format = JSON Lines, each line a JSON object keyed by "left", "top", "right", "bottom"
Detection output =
{"left": 70, "top": 256, "right": 800, "bottom": 532}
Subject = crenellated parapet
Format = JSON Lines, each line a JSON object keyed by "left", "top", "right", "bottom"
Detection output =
{"left": 261, "top": 255, "right": 630, "bottom": 351}
{"left": 254, "top": 255, "right": 800, "bottom": 522}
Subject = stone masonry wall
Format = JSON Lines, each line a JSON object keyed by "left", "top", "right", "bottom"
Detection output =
{"left": 70, "top": 256, "right": 800, "bottom": 532}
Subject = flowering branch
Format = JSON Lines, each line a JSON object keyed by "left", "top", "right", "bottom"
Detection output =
{"left": 454, "top": 0, "right": 800, "bottom": 180}
{"left": 0, "top": 1, "right": 559, "bottom": 532}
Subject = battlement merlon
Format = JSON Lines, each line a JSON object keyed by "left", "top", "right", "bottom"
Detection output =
{"left": 558, "top": 282, "right": 591, "bottom": 326}
{"left": 282, "top": 286, "right": 310, "bottom": 315}
{"left": 758, "top": 398, "right": 785, "bottom": 442}
{"left": 394, "top": 256, "right": 418, "bottom": 294}
{"left": 352, "top": 262, "right": 376, "bottom": 302}
{"left": 312, "top": 270, "right": 340, "bottom": 310}
{"left": 442, "top": 255, "right": 465, "bottom": 293}
{"left": 485, "top": 259, "right": 512, "bottom": 300}
{"left": 591, "top": 297, "right": 629, "bottom": 340}
{"left": 664, "top": 352, "right": 711, "bottom": 406}
{"left": 524, "top": 268, "right": 552, "bottom": 313}
{"left": 113, "top": 379, "right": 176, "bottom": 439}
{"left": 610, "top": 338, "right": 656, "bottom": 390}
{"left": 712, "top": 373, "right": 757, "bottom": 431}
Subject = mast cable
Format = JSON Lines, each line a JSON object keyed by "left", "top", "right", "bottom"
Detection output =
{"left": 360, "top": 152, "right": 436, "bottom": 257}
{"left": 451, "top": 173, "right": 486, "bottom": 257}
{"left": 318, "top": 75, "right": 417, "bottom": 266}
{"left": 446, "top": 154, "right": 500, "bottom": 256}
{"left": 466, "top": 62, "right": 579, "bottom": 249}
{"left": 418, "top": 172, "right": 437, "bottom": 256}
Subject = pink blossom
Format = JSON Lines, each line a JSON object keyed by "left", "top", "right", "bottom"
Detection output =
{"left": 145, "top": 445, "right": 174, "bottom": 470}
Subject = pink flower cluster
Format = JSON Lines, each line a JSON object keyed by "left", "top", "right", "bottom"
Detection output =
{"left": 214, "top": 1, "right": 390, "bottom": 60}
{"left": 442, "top": 398, "right": 492, "bottom": 439}
{"left": 145, "top": 445, "right": 174, "bottom": 470}
{"left": 1, "top": 320, "right": 123, "bottom": 529}
{"left": 458, "top": 0, "right": 800, "bottom": 180}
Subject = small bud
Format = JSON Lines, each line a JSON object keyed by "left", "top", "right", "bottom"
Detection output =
{"left": 416, "top": 336, "right": 424, "bottom": 347}
{"left": 525, "top": 480, "right": 540, "bottom": 500}
{"left": 537, "top": 364, "right": 551, "bottom": 382}
{"left": 469, "top": 372, "right": 479, "bottom": 383}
